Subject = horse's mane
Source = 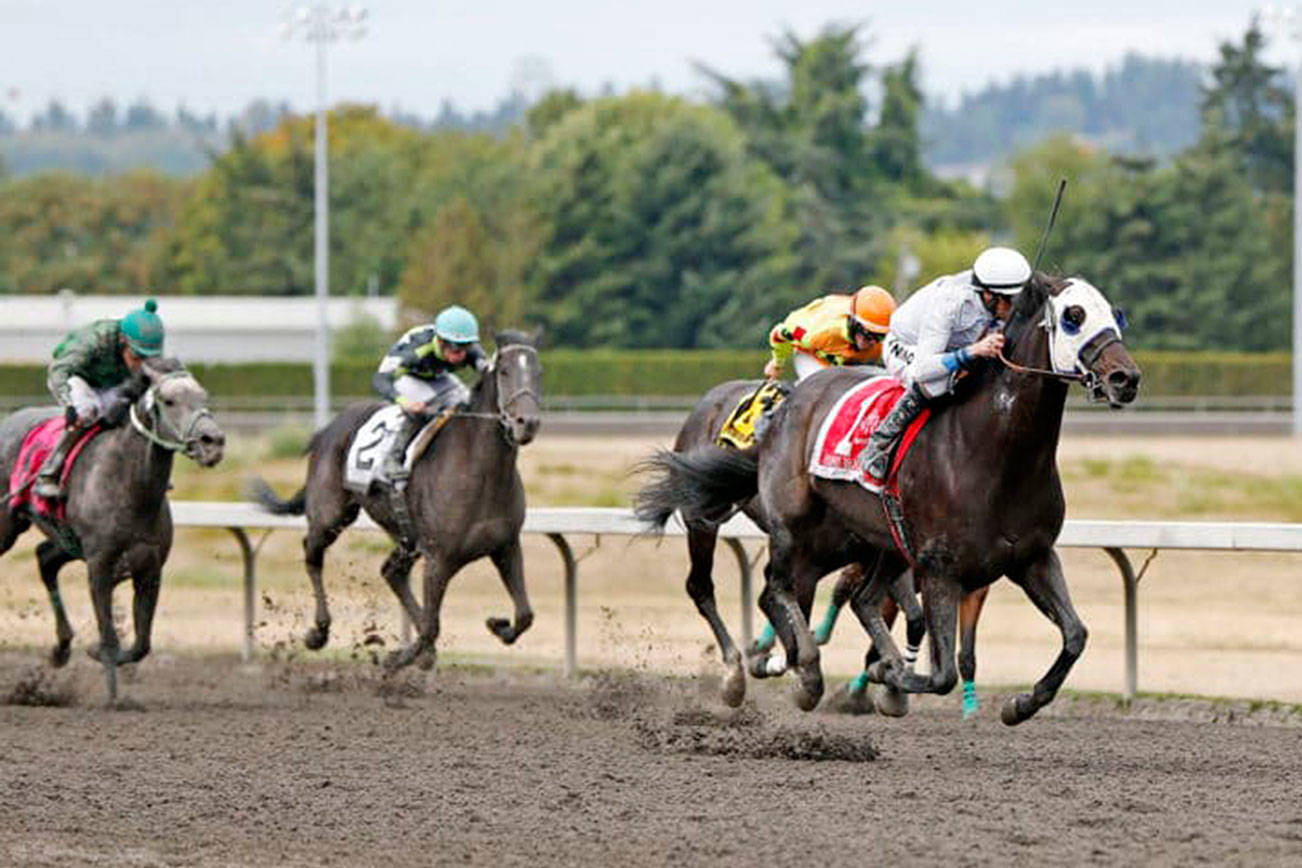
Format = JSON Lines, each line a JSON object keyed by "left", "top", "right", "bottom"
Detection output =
{"left": 1003, "top": 272, "right": 1067, "bottom": 352}
{"left": 493, "top": 329, "right": 535, "bottom": 348}
{"left": 144, "top": 357, "right": 186, "bottom": 375}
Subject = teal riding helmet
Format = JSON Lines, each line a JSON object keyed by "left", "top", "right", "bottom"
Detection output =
{"left": 121, "top": 299, "right": 165, "bottom": 357}
{"left": 434, "top": 305, "right": 479, "bottom": 344}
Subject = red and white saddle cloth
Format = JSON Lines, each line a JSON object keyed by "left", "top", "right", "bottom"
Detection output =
{"left": 8, "top": 416, "right": 101, "bottom": 521}
{"left": 808, "top": 376, "right": 932, "bottom": 495}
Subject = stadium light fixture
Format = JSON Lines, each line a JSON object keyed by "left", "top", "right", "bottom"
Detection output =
{"left": 281, "top": 4, "right": 369, "bottom": 430}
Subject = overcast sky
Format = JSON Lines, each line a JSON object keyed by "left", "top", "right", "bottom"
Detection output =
{"left": 0, "top": 1, "right": 1285, "bottom": 121}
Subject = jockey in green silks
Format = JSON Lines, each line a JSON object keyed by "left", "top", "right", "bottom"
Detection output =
{"left": 370, "top": 304, "right": 488, "bottom": 486}
{"left": 34, "top": 299, "right": 164, "bottom": 499}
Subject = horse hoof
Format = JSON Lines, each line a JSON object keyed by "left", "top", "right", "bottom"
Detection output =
{"left": 792, "top": 667, "right": 824, "bottom": 712}
{"left": 50, "top": 643, "right": 71, "bottom": 668}
{"left": 304, "top": 625, "right": 329, "bottom": 651}
{"left": 416, "top": 648, "right": 437, "bottom": 671}
{"left": 486, "top": 617, "right": 515, "bottom": 644}
{"left": 828, "top": 682, "right": 875, "bottom": 716}
{"left": 1001, "top": 695, "right": 1035, "bottom": 726}
{"left": 720, "top": 662, "right": 746, "bottom": 708}
{"left": 871, "top": 683, "right": 910, "bottom": 718}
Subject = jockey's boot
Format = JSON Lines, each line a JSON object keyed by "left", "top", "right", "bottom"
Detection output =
{"left": 32, "top": 427, "right": 81, "bottom": 500}
{"left": 861, "top": 385, "right": 925, "bottom": 485}
{"left": 378, "top": 412, "right": 423, "bottom": 487}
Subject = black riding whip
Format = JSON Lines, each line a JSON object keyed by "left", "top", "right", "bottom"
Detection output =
{"left": 1031, "top": 178, "right": 1067, "bottom": 273}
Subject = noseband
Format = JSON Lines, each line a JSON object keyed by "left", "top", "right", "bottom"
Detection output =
{"left": 129, "top": 374, "right": 213, "bottom": 458}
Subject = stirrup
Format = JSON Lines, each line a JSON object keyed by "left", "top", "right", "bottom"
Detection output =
{"left": 32, "top": 476, "right": 63, "bottom": 500}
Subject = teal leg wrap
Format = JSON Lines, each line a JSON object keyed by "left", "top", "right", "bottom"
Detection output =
{"left": 849, "top": 671, "right": 870, "bottom": 694}
{"left": 755, "top": 622, "right": 776, "bottom": 652}
{"left": 962, "top": 680, "right": 978, "bottom": 719}
{"left": 813, "top": 602, "right": 840, "bottom": 645}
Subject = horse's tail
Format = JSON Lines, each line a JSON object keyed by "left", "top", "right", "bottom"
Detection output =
{"left": 634, "top": 446, "right": 758, "bottom": 532}
{"left": 246, "top": 477, "right": 306, "bottom": 516}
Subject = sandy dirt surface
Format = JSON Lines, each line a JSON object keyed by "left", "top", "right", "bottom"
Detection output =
{"left": 2, "top": 655, "right": 1301, "bottom": 868}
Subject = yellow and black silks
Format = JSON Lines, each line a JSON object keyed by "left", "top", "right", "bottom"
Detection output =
{"left": 716, "top": 381, "right": 788, "bottom": 450}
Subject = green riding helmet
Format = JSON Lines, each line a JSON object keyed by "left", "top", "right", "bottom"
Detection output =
{"left": 121, "top": 298, "right": 165, "bottom": 357}
{"left": 433, "top": 305, "right": 479, "bottom": 344}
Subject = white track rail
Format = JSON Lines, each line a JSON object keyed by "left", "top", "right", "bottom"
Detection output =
{"left": 171, "top": 502, "right": 1302, "bottom": 700}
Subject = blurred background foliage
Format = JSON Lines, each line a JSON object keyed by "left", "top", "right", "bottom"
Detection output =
{"left": 0, "top": 21, "right": 1294, "bottom": 353}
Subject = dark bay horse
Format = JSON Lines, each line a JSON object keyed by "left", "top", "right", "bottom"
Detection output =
{"left": 0, "top": 361, "right": 226, "bottom": 702}
{"left": 252, "top": 330, "right": 542, "bottom": 672}
{"left": 641, "top": 275, "right": 1139, "bottom": 723}
{"left": 640, "top": 376, "right": 926, "bottom": 712}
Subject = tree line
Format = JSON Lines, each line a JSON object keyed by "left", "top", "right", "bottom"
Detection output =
{"left": 0, "top": 21, "right": 1292, "bottom": 352}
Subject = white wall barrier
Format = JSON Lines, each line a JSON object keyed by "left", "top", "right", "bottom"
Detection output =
{"left": 171, "top": 502, "right": 1302, "bottom": 701}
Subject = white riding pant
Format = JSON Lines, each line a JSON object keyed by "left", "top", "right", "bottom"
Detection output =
{"left": 883, "top": 335, "right": 954, "bottom": 398}
{"left": 792, "top": 352, "right": 825, "bottom": 382}
{"left": 394, "top": 373, "right": 469, "bottom": 414}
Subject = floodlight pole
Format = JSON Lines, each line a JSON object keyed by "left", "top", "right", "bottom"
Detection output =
{"left": 313, "top": 33, "right": 330, "bottom": 431}
{"left": 285, "top": 4, "right": 368, "bottom": 430}
{"left": 1294, "top": 55, "right": 1302, "bottom": 435}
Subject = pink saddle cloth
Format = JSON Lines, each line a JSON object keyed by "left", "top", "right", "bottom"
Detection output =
{"left": 8, "top": 417, "right": 102, "bottom": 521}
{"left": 808, "top": 376, "right": 931, "bottom": 494}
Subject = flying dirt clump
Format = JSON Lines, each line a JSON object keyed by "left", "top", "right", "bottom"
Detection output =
{"left": 635, "top": 714, "right": 878, "bottom": 762}
{"left": 4, "top": 666, "right": 78, "bottom": 707}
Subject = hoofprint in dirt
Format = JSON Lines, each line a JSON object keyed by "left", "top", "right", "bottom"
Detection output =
{"left": 2, "top": 655, "right": 1300, "bottom": 868}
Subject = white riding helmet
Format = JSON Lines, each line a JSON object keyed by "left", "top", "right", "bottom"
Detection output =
{"left": 972, "top": 247, "right": 1031, "bottom": 295}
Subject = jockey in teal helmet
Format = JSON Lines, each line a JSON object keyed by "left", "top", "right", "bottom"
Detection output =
{"left": 34, "top": 299, "right": 164, "bottom": 499}
{"left": 371, "top": 304, "right": 488, "bottom": 486}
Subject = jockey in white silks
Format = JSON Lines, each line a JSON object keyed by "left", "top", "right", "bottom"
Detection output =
{"left": 861, "top": 247, "right": 1032, "bottom": 484}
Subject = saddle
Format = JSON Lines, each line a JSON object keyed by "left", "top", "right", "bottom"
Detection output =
{"left": 8, "top": 416, "right": 103, "bottom": 556}
{"left": 716, "top": 381, "right": 789, "bottom": 450}
{"left": 343, "top": 405, "right": 453, "bottom": 495}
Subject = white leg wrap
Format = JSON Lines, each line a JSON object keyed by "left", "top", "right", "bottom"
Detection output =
{"left": 764, "top": 652, "right": 788, "bottom": 676}
{"left": 904, "top": 643, "right": 919, "bottom": 669}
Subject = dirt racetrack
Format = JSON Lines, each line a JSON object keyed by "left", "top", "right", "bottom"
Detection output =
{"left": 3, "top": 654, "right": 1301, "bottom": 867}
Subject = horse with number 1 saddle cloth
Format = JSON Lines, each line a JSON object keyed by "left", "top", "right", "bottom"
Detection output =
{"left": 808, "top": 375, "right": 932, "bottom": 496}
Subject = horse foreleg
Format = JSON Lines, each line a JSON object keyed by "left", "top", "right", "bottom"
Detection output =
{"left": 876, "top": 568, "right": 959, "bottom": 696}
{"left": 36, "top": 541, "right": 75, "bottom": 667}
{"left": 684, "top": 522, "right": 746, "bottom": 707}
{"left": 814, "top": 562, "right": 864, "bottom": 645}
{"left": 958, "top": 585, "right": 991, "bottom": 719}
{"left": 84, "top": 554, "right": 123, "bottom": 704}
{"left": 385, "top": 551, "right": 451, "bottom": 672}
{"left": 121, "top": 557, "right": 162, "bottom": 665}
{"left": 1001, "top": 550, "right": 1086, "bottom": 726}
{"left": 486, "top": 538, "right": 533, "bottom": 645}
{"left": 886, "top": 569, "right": 924, "bottom": 670}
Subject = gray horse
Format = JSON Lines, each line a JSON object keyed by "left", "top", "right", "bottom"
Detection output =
{"left": 251, "top": 329, "right": 543, "bottom": 672}
{"left": 0, "top": 360, "right": 225, "bottom": 702}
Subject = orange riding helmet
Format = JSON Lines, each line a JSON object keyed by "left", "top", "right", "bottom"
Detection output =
{"left": 849, "top": 285, "right": 896, "bottom": 336}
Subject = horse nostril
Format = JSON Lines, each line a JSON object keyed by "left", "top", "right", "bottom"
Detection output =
{"left": 1107, "top": 370, "right": 1130, "bottom": 387}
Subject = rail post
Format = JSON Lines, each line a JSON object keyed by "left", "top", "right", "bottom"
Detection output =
{"left": 722, "top": 537, "right": 753, "bottom": 650}
{"left": 546, "top": 533, "right": 578, "bottom": 678}
{"left": 229, "top": 527, "right": 257, "bottom": 663}
{"left": 1104, "top": 547, "right": 1139, "bottom": 703}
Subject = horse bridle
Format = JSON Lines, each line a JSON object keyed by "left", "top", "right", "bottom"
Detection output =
{"left": 453, "top": 345, "right": 541, "bottom": 445}
{"left": 996, "top": 302, "right": 1119, "bottom": 401}
{"left": 129, "top": 373, "right": 213, "bottom": 458}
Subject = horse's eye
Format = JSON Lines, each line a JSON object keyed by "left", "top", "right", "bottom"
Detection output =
{"left": 1061, "top": 306, "right": 1085, "bottom": 334}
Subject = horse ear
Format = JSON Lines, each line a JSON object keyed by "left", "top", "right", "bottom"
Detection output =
{"left": 488, "top": 327, "right": 498, "bottom": 348}
{"left": 531, "top": 324, "right": 546, "bottom": 348}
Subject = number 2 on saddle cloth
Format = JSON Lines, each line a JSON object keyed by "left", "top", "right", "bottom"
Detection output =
{"left": 716, "top": 382, "right": 789, "bottom": 450}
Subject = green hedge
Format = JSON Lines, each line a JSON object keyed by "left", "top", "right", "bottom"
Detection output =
{"left": 0, "top": 350, "right": 1291, "bottom": 399}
